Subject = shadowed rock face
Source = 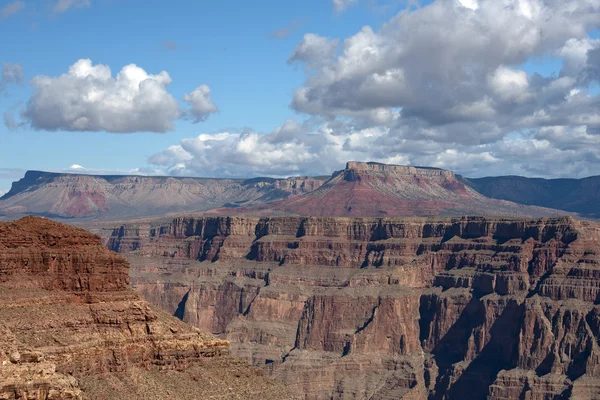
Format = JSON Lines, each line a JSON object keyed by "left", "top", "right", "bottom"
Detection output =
{"left": 105, "top": 215, "right": 600, "bottom": 399}
{"left": 0, "top": 216, "right": 298, "bottom": 400}
{"left": 464, "top": 175, "right": 600, "bottom": 219}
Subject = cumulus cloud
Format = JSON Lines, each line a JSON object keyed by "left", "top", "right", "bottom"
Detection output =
{"left": 288, "top": 34, "right": 339, "bottom": 71}
{"left": 146, "top": 116, "right": 600, "bottom": 179}
{"left": 235, "top": 0, "right": 598, "bottom": 178}
{"left": 0, "top": 62, "right": 24, "bottom": 92}
{"left": 333, "top": 0, "right": 357, "bottom": 13}
{"left": 52, "top": 0, "right": 90, "bottom": 14}
{"left": 21, "top": 59, "right": 181, "bottom": 133}
{"left": 1, "top": 1, "right": 25, "bottom": 19}
{"left": 143, "top": 0, "right": 600, "bottom": 179}
{"left": 182, "top": 85, "right": 218, "bottom": 123}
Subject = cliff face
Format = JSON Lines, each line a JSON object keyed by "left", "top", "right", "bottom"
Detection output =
{"left": 0, "top": 216, "right": 297, "bottom": 400}
{"left": 106, "top": 215, "right": 600, "bottom": 399}
{"left": 0, "top": 171, "right": 326, "bottom": 220}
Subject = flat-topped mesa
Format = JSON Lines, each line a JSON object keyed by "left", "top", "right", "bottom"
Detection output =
{"left": 345, "top": 161, "right": 455, "bottom": 178}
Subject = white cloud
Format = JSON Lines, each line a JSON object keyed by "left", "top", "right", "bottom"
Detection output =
{"left": 22, "top": 59, "right": 180, "bottom": 133}
{"left": 288, "top": 34, "right": 339, "bottom": 71}
{"left": 182, "top": 85, "right": 218, "bottom": 123}
{"left": 487, "top": 66, "right": 530, "bottom": 102}
{"left": 1, "top": 1, "right": 25, "bottom": 19}
{"left": 0, "top": 189, "right": 8, "bottom": 197}
{"left": 52, "top": 0, "right": 90, "bottom": 14}
{"left": 68, "top": 164, "right": 86, "bottom": 170}
{"left": 458, "top": 0, "right": 479, "bottom": 10}
{"left": 333, "top": 0, "right": 357, "bottom": 13}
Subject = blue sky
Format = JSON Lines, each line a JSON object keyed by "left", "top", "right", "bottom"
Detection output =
{"left": 0, "top": 0, "right": 406, "bottom": 188}
{"left": 1, "top": 0, "right": 600, "bottom": 193}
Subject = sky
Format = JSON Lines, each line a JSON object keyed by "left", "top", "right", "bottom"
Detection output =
{"left": 1, "top": 0, "right": 600, "bottom": 195}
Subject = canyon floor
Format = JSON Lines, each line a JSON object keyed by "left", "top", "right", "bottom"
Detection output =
{"left": 101, "top": 215, "right": 600, "bottom": 399}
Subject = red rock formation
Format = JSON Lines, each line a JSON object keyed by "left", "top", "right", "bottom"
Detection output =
{"left": 0, "top": 171, "right": 326, "bottom": 219}
{"left": 105, "top": 215, "right": 600, "bottom": 399}
{"left": 0, "top": 216, "right": 297, "bottom": 400}
{"left": 219, "top": 162, "right": 568, "bottom": 218}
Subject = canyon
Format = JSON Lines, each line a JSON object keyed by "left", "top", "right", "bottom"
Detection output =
{"left": 0, "top": 216, "right": 297, "bottom": 399}
{"left": 104, "top": 215, "right": 600, "bottom": 399}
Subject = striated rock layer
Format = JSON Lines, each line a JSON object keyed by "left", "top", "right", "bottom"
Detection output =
{"left": 0, "top": 171, "right": 326, "bottom": 220}
{"left": 217, "top": 162, "right": 568, "bottom": 218}
{"left": 106, "top": 215, "right": 600, "bottom": 399}
{"left": 0, "top": 216, "right": 298, "bottom": 400}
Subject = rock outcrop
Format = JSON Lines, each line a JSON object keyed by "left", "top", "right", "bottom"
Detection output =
{"left": 1, "top": 163, "right": 576, "bottom": 221}
{"left": 218, "top": 162, "right": 568, "bottom": 218}
{"left": 0, "top": 216, "right": 297, "bottom": 400}
{"left": 105, "top": 215, "right": 600, "bottom": 399}
{"left": 0, "top": 171, "right": 326, "bottom": 220}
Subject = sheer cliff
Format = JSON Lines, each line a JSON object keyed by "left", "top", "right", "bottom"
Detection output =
{"left": 106, "top": 215, "right": 600, "bottom": 399}
{"left": 0, "top": 216, "right": 298, "bottom": 400}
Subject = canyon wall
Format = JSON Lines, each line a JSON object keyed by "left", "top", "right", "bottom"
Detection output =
{"left": 106, "top": 216, "right": 600, "bottom": 399}
{"left": 0, "top": 216, "right": 297, "bottom": 400}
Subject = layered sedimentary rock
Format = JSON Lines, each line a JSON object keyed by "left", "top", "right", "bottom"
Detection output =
{"left": 0, "top": 216, "right": 297, "bottom": 400}
{"left": 0, "top": 171, "right": 326, "bottom": 219}
{"left": 1, "top": 162, "right": 574, "bottom": 222}
{"left": 106, "top": 215, "right": 600, "bottom": 399}
{"left": 220, "top": 162, "right": 568, "bottom": 218}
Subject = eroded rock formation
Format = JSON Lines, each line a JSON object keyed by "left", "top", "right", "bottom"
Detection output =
{"left": 106, "top": 215, "right": 600, "bottom": 399}
{"left": 0, "top": 216, "right": 297, "bottom": 400}
{"left": 0, "top": 171, "right": 326, "bottom": 219}
{"left": 217, "top": 162, "right": 568, "bottom": 218}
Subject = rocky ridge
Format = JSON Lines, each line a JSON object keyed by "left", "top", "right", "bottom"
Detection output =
{"left": 464, "top": 174, "right": 600, "bottom": 219}
{"left": 0, "top": 171, "right": 326, "bottom": 220}
{"left": 105, "top": 215, "right": 600, "bottom": 399}
{"left": 225, "top": 162, "right": 567, "bottom": 217}
{"left": 0, "top": 163, "right": 573, "bottom": 221}
{"left": 0, "top": 216, "right": 297, "bottom": 400}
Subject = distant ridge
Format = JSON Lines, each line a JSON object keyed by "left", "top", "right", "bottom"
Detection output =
{"left": 2, "top": 162, "right": 598, "bottom": 220}
{"left": 216, "top": 162, "right": 568, "bottom": 218}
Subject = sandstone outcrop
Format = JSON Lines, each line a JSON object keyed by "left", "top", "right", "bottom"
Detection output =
{"left": 106, "top": 215, "right": 600, "bottom": 399}
{"left": 0, "top": 216, "right": 297, "bottom": 400}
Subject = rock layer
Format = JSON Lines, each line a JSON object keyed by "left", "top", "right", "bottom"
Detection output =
{"left": 0, "top": 163, "right": 571, "bottom": 221}
{"left": 106, "top": 215, "right": 600, "bottom": 399}
{"left": 218, "top": 162, "right": 568, "bottom": 218}
{"left": 0, "top": 216, "right": 297, "bottom": 400}
{"left": 0, "top": 171, "right": 326, "bottom": 219}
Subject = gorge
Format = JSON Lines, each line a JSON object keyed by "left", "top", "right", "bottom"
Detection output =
{"left": 104, "top": 215, "right": 600, "bottom": 399}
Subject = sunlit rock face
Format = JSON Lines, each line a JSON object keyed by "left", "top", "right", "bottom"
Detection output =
{"left": 106, "top": 215, "right": 600, "bottom": 399}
